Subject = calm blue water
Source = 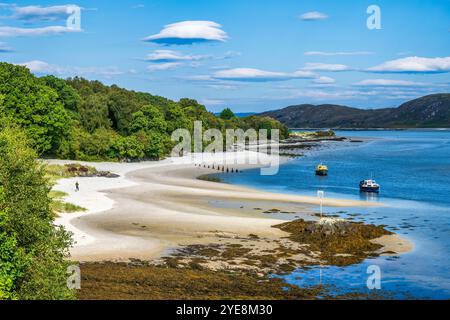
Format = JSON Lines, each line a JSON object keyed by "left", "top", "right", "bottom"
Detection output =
{"left": 216, "top": 130, "right": 450, "bottom": 299}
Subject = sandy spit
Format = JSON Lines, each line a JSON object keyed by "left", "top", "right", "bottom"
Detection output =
{"left": 49, "top": 152, "right": 408, "bottom": 262}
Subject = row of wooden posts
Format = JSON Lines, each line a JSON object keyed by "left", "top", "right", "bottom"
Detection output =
{"left": 195, "top": 164, "right": 239, "bottom": 173}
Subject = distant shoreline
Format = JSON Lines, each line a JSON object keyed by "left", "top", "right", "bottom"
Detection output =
{"left": 290, "top": 127, "right": 450, "bottom": 131}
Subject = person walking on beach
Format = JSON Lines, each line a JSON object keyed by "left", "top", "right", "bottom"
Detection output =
{"left": 75, "top": 181, "right": 80, "bottom": 192}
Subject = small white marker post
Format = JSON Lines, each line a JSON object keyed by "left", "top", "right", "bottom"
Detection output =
{"left": 317, "top": 191, "right": 325, "bottom": 286}
{"left": 317, "top": 190, "right": 325, "bottom": 285}
{"left": 317, "top": 190, "right": 325, "bottom": 218}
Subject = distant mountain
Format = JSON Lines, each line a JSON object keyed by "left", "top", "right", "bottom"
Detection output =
{"left": 260, "top": 94, "right": 450, "bottom": 128}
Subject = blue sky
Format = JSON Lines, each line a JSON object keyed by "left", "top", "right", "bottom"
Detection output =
{"left": 0, "top": 0, "right": 449, "bottom": 112}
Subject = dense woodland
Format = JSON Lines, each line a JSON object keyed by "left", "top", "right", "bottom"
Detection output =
{"left": 0, "top": 62, "right": 288, "bottom": 162}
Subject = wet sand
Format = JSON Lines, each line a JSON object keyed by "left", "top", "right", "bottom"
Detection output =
{"left": 50, "top": 152, "right": 410, "bottom": 262}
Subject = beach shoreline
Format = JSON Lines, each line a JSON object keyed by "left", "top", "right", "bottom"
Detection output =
{"left": 50, "top": 151, "right": 411, "bottom": 264}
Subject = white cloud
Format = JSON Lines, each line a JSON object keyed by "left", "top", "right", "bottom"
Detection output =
{"left": 220, "top": 50, "right": 241, "bottom": 59}
{"left": 145, "top": 50, "right": 209, "bottom": 63}
{"left": 304, "top": 51, "right": 374, "bottom": 56}
{"left": 10, "top": 5, "right": 77, "bottom": 22}
{"left": 207, "top": 84, "right": 237, "bottom": 90}
{"left": 144, "top": 49, "right": 239, "bottom": 64}
{"left": 200, "top": 98, "right": 226, "bottom": 106}
{"left": 143, "top": 21, "right": 229, "bottom": 45}
{"left": 181, "top": 75, "right": 215, "bottom": 82}
{"left": 303, "top": 63, "right": 350, "bottom": 72}
{"left": 214, "top": 68, "right": 288, "bottom": 81}
{"left": 213, "top": 68, "right": 315, "bottom": 82}
{"left": 367, "top": 56, "right": 450, "bottom": 73}
{"left": 209, "top": 65, "right": 231, "bottom": 70}
{"left": 147, "top": 62, "right": 183, "bottom": 72}
{"left": 299, "top": 11, "right": 328, "bottom": 21}
{"left": 18, "top": 60, "right": 124, "bottom": 78}
{"left": 292, "top": 70, "right": 317, "bottom": 78}
{"left": 0, "top": 42, "right": 13, "bottom": 52}
{"left": 19, "top": 60, "right": 54, "bottom": 73}
{"left": 313, "top": 76, "right": 336, "bottom": 84}
{"left": 354, "top": 79, "right": 427, "bottom": 87}
{"left": 286, "top": 89, "right": 378, "bottom": 100}
{"left": 282, "top": 84, "right": 442, "bottom": 102}
{"left": 0, "top": 26, "right": 81, "bottom": 37}
{"left": 179, "top": 75, "right": 238, "bottom": 89}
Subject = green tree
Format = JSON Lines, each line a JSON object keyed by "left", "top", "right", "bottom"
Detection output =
{"left": 0, "top": 226, "right": 27, "bottom": 300}
{"left": 165, "top": 104, "right": 191, "bottom": 134}
{"left": 0, "top": 63, "right": 71, "bottom": 154}
{"left": 78, "top": 128, "right": 118, "bottom": 161}
{"left": 78, "top": 93, "right": 111, "bottom": 133}
{"left": 181, "top": 99, "right": 224, "bottom": 131}
{"left": 144, "top": 131, "right": 167, "bottom": 160}
{"left": 107, "top": 86, "right": 141, "bottom": 134}
{"left": 111, "top": 135, "right": 145, "bottom": 160}
{"left": 242, "top": 116, "right": 289, "bottom": 139}
{"left": 219, "top": 108, "right": 236, "bottom": 120}
{"left": 130, "top": 105, "right": 167, "bottom": 134}
{"left": 0, "top": 126, "right": 74, "bottom": 300}
{"left": 40, "top": 75, "right": 81, "bottom": 113}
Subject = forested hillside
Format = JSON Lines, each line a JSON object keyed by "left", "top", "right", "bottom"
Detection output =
{"left": 0, "top": 62, "right": 288, "bottom": 161}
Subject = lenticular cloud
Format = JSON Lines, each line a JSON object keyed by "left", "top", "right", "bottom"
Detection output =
{"left": 143, "top": 21, "right": 229, "bottom": 45}
{"left": 367, "top": 56, "right": 450, "bottom": 73}
{"left": 213, "top": 68, "right": 316, "bottom": 82}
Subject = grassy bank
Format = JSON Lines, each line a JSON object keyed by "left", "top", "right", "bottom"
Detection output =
{"left": 45, "top": 163, "right": 99, "bottom": 184}
{"left": 46, "top": 164, "right": 96, "bottom": 215}
{"left": 49, "top": 190, "right": 86, "bottom": 215}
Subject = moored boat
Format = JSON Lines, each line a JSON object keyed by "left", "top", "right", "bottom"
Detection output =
{"left": 359, "top": 179, "right": 380, "bottom": 193}
{"left": 315, "top": 164, "right": 328, "bottom": 176}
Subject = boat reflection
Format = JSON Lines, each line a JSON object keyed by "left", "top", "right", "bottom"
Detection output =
{"left": 360, "top": 191, "right": 380, "bottom": 202}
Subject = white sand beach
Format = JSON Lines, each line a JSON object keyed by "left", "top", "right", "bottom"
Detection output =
{"left": 50, "top": 152, "right": 411, "bottom": 262}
